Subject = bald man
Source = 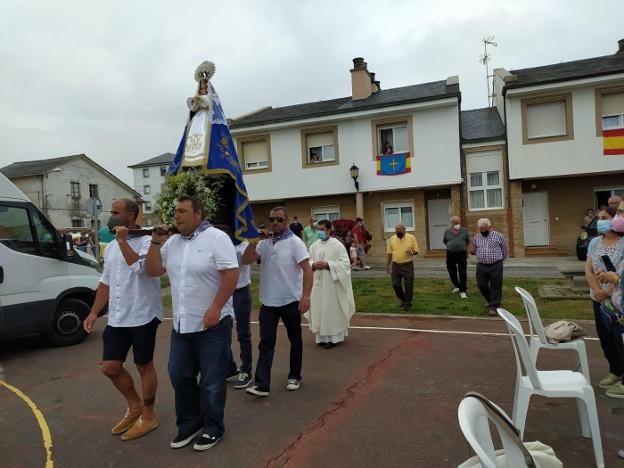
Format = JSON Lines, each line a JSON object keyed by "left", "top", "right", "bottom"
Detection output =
{"left": 443, "top": 216, "right": 470, "bottom": 299}
{"left": 386, "top": 223, "right": 419, "bottom": 311}
{"left": 608, "top": 195, "right": 622, "bottom": 209}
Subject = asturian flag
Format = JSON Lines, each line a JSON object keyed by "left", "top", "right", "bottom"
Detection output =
{"left": 376, "top": 152, "right": 411, "bottom": 176}
{"left": 168, "top": 62, "right": 259, "bottom": 240}
{"left": 603, "top": 129, "right": 624, "bottom": 156}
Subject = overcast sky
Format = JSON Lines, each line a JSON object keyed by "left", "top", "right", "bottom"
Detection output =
{"left": 1, "top": 0, "right": 622, "bottom": 187}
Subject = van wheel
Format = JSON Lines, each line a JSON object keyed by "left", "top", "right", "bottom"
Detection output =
{"left": 46, "top": 298, "right": 90, "bottom": 346}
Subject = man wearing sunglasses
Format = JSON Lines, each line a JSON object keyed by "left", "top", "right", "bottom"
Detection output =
{"left": 242, "top": 206, "right": 312, "bottom": 396}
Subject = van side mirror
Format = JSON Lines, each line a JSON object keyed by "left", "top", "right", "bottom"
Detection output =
{"left": 62, "top": 233, "right": 75, "bottom": 257}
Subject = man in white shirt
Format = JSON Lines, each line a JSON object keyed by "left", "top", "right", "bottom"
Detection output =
{"left": 84, "top": 199, "right": 163, "bottom": 441}
{"left": 146, "top": 195, "right": 239, "bottom": 452}
{"left": 225, "top": 239, "right": 254, "bottom": 389}
{"left": 242, "top": 206, "right": 312, "bottom": 397}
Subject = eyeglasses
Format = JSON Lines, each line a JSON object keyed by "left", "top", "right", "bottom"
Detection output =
{"left": 269, "top": 216, "right": 285, "bottom": 223}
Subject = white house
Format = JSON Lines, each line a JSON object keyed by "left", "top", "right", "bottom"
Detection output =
{"left": 128, "top": 152, "right": 175, "bottom": 225}
{"left": 1, "top": 154, "right": 143, "bottom": 229}
{"left": 230, "top": 58, "right": 462, "bottom": 256}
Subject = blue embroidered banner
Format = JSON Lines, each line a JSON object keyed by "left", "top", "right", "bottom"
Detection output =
{"left": 376, "top": 152, "right": 411, "bottom": 176}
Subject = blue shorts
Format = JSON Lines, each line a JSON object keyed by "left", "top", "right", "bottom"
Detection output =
{"left": 102, "top": 318, "right": 161, "bottom": 365}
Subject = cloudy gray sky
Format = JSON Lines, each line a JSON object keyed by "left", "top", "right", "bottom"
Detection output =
{"left": 1, "top": 0, "right": 622, "bottom": 187}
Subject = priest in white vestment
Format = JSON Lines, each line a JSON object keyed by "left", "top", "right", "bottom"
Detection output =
{"left": 305, "top": 219, "right": 356, "bottom": 349}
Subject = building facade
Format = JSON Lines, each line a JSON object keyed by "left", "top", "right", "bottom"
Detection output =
{"left": 1, "top": 154, "right": 142, "bottom": 230}
{"left": 128, "top": 152, "right": 175, "bottom": 226}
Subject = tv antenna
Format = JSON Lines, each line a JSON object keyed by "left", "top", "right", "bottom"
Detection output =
{"left": 479, "top": 36, "right": 498, "bottom": 107}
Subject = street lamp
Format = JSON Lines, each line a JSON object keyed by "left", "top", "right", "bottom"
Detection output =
{"left": 40, "top": 167, "right": 62, "bottom": 216}
{"left": 349, "top": 163, "right": 359, "bottom": 191}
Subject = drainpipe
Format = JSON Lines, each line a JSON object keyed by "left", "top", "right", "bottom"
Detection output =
{"left": 502, "top": 88, "right": 515, "bottom": 257}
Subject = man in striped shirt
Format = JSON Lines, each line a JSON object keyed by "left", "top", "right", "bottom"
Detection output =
{"left": 470, "top": 218, "right": 508, "bottom": 317}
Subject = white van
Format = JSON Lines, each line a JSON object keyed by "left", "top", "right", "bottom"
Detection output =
{"left": 0, "top": 172, "right": 102, "bottom": 345}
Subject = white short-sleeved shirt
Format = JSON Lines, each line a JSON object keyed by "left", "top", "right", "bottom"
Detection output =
{"left": 100, "top": 236, "right": 162, "bottom": 327}
{"left": 257, "top": 235, "right": 309, "bottom": 307}
{"left": 235, "top": 241, "right": 251, "bottom": 289}
{"left": 161, "top": 227, "right": 238, "bottom": 333}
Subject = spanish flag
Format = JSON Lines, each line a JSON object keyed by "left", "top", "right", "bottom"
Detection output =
{"left": 603, "top": 129, "right": 624, "bottom": 156}
{"left": 376, "top": 152, "right": 411, "bottom": 175}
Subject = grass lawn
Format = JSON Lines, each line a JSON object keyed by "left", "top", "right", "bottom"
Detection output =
{"left": 162, "top": 277, "right": 593, "bottom": 320}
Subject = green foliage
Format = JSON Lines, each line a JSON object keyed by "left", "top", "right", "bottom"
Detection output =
{"left": 153, "top": 170, "right": 224, "bottom": 224}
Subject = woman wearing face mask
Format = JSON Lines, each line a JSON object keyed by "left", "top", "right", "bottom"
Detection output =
{"left": 585, "top": 206, "right": 624, "bottom": 391}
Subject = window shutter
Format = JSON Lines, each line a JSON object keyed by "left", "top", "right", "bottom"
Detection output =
{"left": 602, "top": 92, "right": 624, "bottom": 116}
{"left": 307, "top": 132, "right": 334, "bottom": 148}
{"left": 242, "top": 140, "right": 268, "bottom": 164}
{"left": 466, "top": 153, "right": 501, "bottom": 173}
{"left": 526, "top": 101, "right": 566, "bottom": 138}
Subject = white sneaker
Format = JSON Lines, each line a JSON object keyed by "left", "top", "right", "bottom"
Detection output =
{"left": 286, "top": 379, "right": 301, "bottom": 391}
{"left": 460, "top": 292, "right": 467, "bottom": 299}
{"left": 451, "top": 288, "right": 459, "bottom": 294}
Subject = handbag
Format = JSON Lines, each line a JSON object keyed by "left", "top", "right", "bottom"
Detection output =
{"left": 459, "top": 392, "right": 562, "bottom": 468}
{"left": 544, "top": 321, "right": 586, "bottom": 344}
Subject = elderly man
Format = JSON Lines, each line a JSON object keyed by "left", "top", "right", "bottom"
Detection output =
{"left": 84, "top": 199, "right": 162, "bottom": 441}
{"left": 443, "top": 215, "right": 470, "bottom": 299}
{"left": 386, "top": 223, "right": 419, "bottom": 310}
{"left": 608, "top": 195, "right": 623, "bottom": 209}
{"left": 471, "top": 218, "right": 508, "bottom": 317}
{"left": 146, "top": 195, "right": 239, "bottom": 451}
{"left": 242, "top": 206, "right": 312, "bottom": 397}
{"left": 305, "top": 219, "right": 355, "bottom": 349}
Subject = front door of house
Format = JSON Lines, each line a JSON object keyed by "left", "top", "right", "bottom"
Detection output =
{"left": 428, "top": 198, "right": 451, "bottom": 250}
{"left": 523, "top": 192, "right": 550, "bottom": 246}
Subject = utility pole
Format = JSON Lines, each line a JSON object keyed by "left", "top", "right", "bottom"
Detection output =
{"left": 479, "top": 36, "right": 498, "bottom": 107}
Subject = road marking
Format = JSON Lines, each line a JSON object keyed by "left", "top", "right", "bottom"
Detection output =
{"left": 160, "top": 317, "right": 598, "bottom": 341}
{"left": 0, "top": 379, "right": 54, "bottom": 468}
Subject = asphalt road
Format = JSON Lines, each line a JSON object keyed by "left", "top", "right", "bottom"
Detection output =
{"left": 0, "top": 313, "right": 621, "bottom": 467}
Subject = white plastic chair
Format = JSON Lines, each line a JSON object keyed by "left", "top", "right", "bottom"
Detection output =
{"left": 458, "top": 396, "right": 529, "bottom": 468}
{"left": 497, "top": 308, "right": 604, "bottom": 468}
{"left": 514, "top": 286, "right": 590, "bottom": 382}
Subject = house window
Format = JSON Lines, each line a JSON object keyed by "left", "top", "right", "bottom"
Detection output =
{"left": 312, "top": 206, "right": 340, "bottom": 221}
{"left": 143, "top": 168, "right": 150, "bottom": 178}
{"left": 89, "top": 184, "right": 99, "bottom": 198}
{"left": 238, "top": 135, "right": 271, "bottom": 173}
{"left": 466, "top": 152, "right": 504, "bottom": 210}
{"left": 377, "top": 125, "right": 408, "bottom": 154}
{"left": 301, "top": 127, "right": 339, "bottom": 167}
{"left": 601, "top": 92, "right": 624, "bottom": 130}
{"left": 144, "top": 185, "right": 151, "bottom": 195}
{"left": 160, "top": 166, "right": 168, "bottom": 176}
{"left": 521, "top": 94, "right": 573, "bottom": 144}
{"left": 383, "top": 202, "right": 414, "bottom": 231}
{"left": 71, "top": 218, "right": 83, "bottom": 228}
{"left": 70, "top": 181, "right": 81, "bottom": 199}
{"left": 145, "top": 201, "right": 152, "bottom": 211}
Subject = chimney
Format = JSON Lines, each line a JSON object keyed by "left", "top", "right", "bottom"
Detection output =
{"left": 617, "top": 38, "right": 624, "bottom": 56}
{"left": 350, "top": 57, "right": 373, "bottom": 100}
{"left": 370, "top": 72, "right": 379, "bottom": 93}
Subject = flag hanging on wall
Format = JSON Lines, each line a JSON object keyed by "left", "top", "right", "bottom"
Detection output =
{"left": 603, "top": 129, "right": 624, "bottom": 156}
{"left": 376, "top": 152, "right": 411, "bottom": 175}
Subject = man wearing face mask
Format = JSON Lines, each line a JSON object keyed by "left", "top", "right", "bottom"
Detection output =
{"left": 386, "top": 223, "right": 419, "bottom": 311}
{"left": 443, "top": 215, "right": 470, "bottom": 299}
{"left": 305, "top": 220, "right": 355, "bottom": 349}
{"left": 471, "top": 218, "right": 507, "bottom": 317}
{"left": 83, "top": 199, "right": 163, "bottom": 441}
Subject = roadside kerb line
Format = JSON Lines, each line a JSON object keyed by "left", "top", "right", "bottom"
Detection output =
{"left": 0, "top": 379, "right": 54, "bottom": 468}
{"left": 158, "top": 317, "right": 598, "bottom": 341}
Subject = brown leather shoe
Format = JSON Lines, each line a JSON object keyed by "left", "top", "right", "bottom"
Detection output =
{"left": 121, "top": 416, "right": 158, "bottom": 441}
{"left": 488, "top": 307, "right": 497, "bottom": 317}
{"left": 111, "top": 408, "right": 142, "bottom": 435}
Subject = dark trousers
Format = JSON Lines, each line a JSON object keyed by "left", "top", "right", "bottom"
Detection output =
{"left": 446, "top": 251, "right": 467, "bottom": 293}
{"left": 391, "top": 261, "right": 414, "bottom": 306}
{"left": 254, "top": 301, "right": 302, "bottom": 391}
{"left": 596, "top": 302, "right": 624, "bottom": 379}
{"left": 476, "top": 261, "right": 503, "bottom": 308}
{"left": 168, "top": 316, "right": 232, "bottom": 437}
{"left": 228, "top": 285, "right": 253, "bottom": 375}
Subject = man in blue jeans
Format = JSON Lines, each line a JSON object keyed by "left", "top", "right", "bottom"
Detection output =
{"left": 226, "top": 239, "right": 253, "bottom": 389}
{"left": 146, "top": 196, "right": 239, "bottom": 451}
